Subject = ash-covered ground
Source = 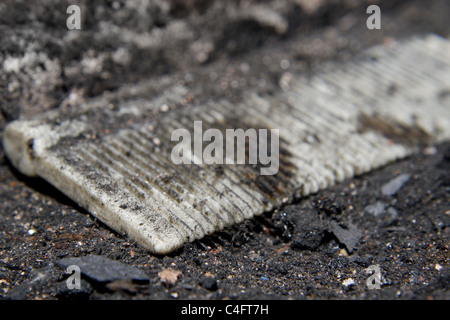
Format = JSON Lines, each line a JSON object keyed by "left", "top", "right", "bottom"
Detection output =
{"left": 0, "top": 0, "right": 449, "bottom": 300}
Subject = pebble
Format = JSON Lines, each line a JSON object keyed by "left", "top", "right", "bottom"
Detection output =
{"left": 381, "top": 174, "right": 411, "bottom": 196}
{"left": 364, "top": 201, "right": 387, "bottom": 217}
{"left": 158, "top": 269, "right": 182, "bottom": 286}
{"left": 57, "top": 255, "right": 150, "bottom": 283}
{"left": 328, "top": 221, "right": 362, "bottom": 253}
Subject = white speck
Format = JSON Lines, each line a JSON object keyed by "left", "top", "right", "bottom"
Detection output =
{"left": 160, "top": 104, "right": 169, "bottom": 112}
{"left": 27, "top": 228, "right": 37, "bottom": 235}
{"left": 435, "top": 263, "right": 443, "bottom": 271}
{"left": 342, "top": 278, "right": 356, "bottom": 287}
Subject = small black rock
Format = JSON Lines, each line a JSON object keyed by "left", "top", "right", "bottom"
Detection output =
{"left": 199, "top": 276, "right": 218, "bottom": 291}
{"left": 273, "top": 205, "right": 325, "bottom": 251}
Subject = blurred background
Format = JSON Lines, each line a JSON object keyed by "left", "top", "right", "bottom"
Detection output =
{"left": 1, "top": 0, "right": 449, "bottom": 127}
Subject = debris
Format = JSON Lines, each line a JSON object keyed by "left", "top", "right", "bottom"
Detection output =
{"left": 435, "top": 264, "right": 443, "bottom": 271}
{"left": 342, "top": 278, "right": 356, "bottom": 287}
{"left": 158, "top": 269, "right": 182, "bottom": 287}
{"left": 57, "top": 255, "right": 150, "bottom": 283}
{"left": 364, "top": 201, "right": 387, "bottom": 217}
{"left": 328, "top": 221, "right": 362, "bottom": 253}
{"left": 291, "top": 225, "right": 324, "bottom": 251}
{"left": 381, "top": 174, "right": 411, "bottom": 196}
{"left": 275, "top": 245, "right": 290, "bottom": 255}
{"left": 275, "top": 205, "right": 325, "bottom": 251}
{"left": 339, "top": 248, "right": 349, "bottom": 257}
{"left": 364, "top": 201, "right": 398, "bottom": 221}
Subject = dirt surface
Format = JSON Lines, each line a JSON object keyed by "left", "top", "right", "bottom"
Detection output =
{"left": 0, "top": 0, "right": 449, "bottom": 300}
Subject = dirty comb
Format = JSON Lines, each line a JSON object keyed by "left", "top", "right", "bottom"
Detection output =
{"left": 3, "top": 35, "right": 450, "bottom": 254}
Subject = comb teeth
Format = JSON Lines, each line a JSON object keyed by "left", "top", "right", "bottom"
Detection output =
{"left": 3, "top": 35, "right": 450, "bottom": 254}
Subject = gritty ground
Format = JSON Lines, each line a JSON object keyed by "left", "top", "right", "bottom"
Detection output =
{"left": 0, "top": 0, "right": 449, "bottom": 300}
{"left": 1, "top": 141, "right": 449, "bottom": 300}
